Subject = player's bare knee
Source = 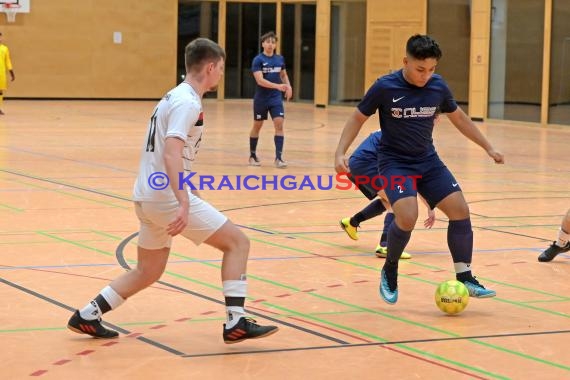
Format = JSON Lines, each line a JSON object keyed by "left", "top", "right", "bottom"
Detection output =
{"left": 227, "top": 229, "right": 249, "bottom": 255}
{"left": 396, "top": 214, "right": 417, "bottom": 231}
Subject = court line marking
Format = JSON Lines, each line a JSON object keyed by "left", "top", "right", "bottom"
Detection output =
{"left": 0, "top": 276, "right": 185, "bottom": 356}
{"left": 182, "top": 328, "right": 570, "bottom": 358}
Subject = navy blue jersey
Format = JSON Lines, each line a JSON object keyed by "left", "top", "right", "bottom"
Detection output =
{"left": 251, "top": 53, "right": 286, "bottom": 100}
{"left": 358, "top": 69, "right": 457, "bottom": 159}
{"left": 352, "top": 131, "right": 382, "bottom": 162}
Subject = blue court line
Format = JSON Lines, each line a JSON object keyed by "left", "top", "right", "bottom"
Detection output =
{"left": 3, "top": 247, "right": 564, "bottom": 272}
{"left": 0, "top": 253, "right": 374, "bottom": 271}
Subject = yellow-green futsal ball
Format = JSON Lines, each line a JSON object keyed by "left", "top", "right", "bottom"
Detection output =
{"left": 435, "top": 280, "right": 469, "bottom": 315}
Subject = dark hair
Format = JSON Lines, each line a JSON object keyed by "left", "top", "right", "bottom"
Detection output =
{"left": 260, "top": 31, "right": 277, "bottom": 43}
{"left": 406, "top": 34, "right": 442, "bottom": 61}
{"left": 185, "top": 38, "right": 226, "bottom": 73}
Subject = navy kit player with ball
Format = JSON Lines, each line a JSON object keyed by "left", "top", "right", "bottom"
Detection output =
{"left": 248, "top": 31, "right": 292, "bottom": 168}
{"left": 334, "top": 34, "right": 504, "bottom": 304}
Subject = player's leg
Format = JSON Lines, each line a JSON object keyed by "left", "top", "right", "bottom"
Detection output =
{"left": 340, "top": 199, "right": 386, "bottom": 240}
{"left": 380, "top": 195, "right": 418, "bottom": 304}
{"left": 379, "top": 211, "right": 394, "bottom": 248}
{"left": 249, "top": 100, "right": 268, "bottom": 166}
{"left": 0, "top": 90, "right": 4, "bottom": 115}
{"left": 68, "top": 202, "right": 172, "bottom": 338}
{"left": 178, "top": 195, "right": 278, "bottom": 343}
{"left": 339, "top": 156, "right": 387, "bottom": 239}
{"left": 378, "top": 169, "right": 420, "bottom": 304}
{"left": 423, "top": 165, "right": 496, "bottom": 298}
{"left": 204, "top": 220, "right": 279, "bottom": 343}
{"left": 539, "top": 208, "right": 570, "bottom": 262}
{"left": 375, "top": 206, "right": 412, "bottom": 259}
{"left": 269, "top": 103, "right": 286, "bottom": 168}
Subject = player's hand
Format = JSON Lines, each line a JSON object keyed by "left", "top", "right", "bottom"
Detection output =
{"left": 424, "top": 208, "right": 436, "bottom": 229}
{"left": 487, "top": 149, "right": 504, "bottom": 164}
{"left": 334, "top": 154, "right": 349, "bottom": 174}
{"left": 10, "top": 72, "right": 14, "bottom": 82}
{"left": 167, "top": 203, "right": 189, "bottom": 236}
{"left": 284, "top": 85, "right": 292, "bottom": 101}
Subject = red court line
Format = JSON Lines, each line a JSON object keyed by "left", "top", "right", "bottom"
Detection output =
{"left": 29, "top": 370, "right": 48, "bottom": 376}
{"left": 52, "top": 359, "right": 71, "bottom": 365}
{"left": 382, "top": 346, "right": 490, "bottom": 380}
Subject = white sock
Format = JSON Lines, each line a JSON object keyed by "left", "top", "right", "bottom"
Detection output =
{"left": 100, "top": 286, "right": 125, "bottom": 309}
{"left": 453, "top": 262, "right": 471, "bottom": 273}
{"left": 79, "top": 286, "right": 125, "bottom": 321}
{"left": 79, "top": 300, "right": 101, "bottom": 321}
{"left": 225, "top": 307, "right": 246, "bottom": 329}
{"left": 223, "top": 279, "right": 247, "bottom": 329}
{"left": 556, "top": 228, "right": 570, "bottom": 247}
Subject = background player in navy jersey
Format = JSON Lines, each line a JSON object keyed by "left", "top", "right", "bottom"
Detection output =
{"left": 249, "top": 31, "right": 292, "bottom": 168}
{"left": 339, "top": 130, "right": 436, "bottom": 259}
{"left": 334, "top": 34, "right": 504, "bottom": 304}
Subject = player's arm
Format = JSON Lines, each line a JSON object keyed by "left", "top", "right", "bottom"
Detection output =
{"left": 279, "top": 69, "right": 292, "bottom": 100}
{"left": 446, "top": 107, "right": 504, "bottom": 164}
{"left": 253, "top": 71, "right": 288, "bottom": 92}
{"left": 334, "top": 109, "right": 370, "bottom": 173}
{"left": 163, "top": 137, "right": 189, "bottom": 236}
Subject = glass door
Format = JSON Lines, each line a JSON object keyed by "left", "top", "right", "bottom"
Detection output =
{"left": 224, "top": 2, "right": 276, "bottom": 99}
{"left": 282, "top": 3, "right": 316, "bottom": 101}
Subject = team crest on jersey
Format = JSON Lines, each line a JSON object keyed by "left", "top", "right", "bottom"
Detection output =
{"left": 262, "top": 67, "right": 282, "bottom": 74}
{"left": 391, "top": 107, "right": 437, "bottom": 119}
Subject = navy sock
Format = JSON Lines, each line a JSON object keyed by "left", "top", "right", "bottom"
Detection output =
{"left": 350, "top": 199, "right": 386, "bottom": 227}
{"left": 94, "top": 294, "right": 112, "bottom": 314}
{"left": 274, "top": 135, "right": 284, "bottom": 160}
{"left": 380, "top": 212, "right": 395, "bottom": 245}
{"left": 224, "top": 296, "right": 245, "bottom": 307}
{"left": 249, "top": 137, "right": 259, "bottom": 157}
{"left": 385, "top": 221, "right": 412, "bottom": 267}
{"left": 448, "top": 218, "right": 473, "bottom": 264}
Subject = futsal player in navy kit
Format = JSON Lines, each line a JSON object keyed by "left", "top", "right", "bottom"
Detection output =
{"left": 249, "top": 31, "right": 292, "bottom": 168}
{"left": 334, "top": 34, "right": 504, "bottom": 304}
{"left": 339, "top": 130, "right": 436, "bottom": 259}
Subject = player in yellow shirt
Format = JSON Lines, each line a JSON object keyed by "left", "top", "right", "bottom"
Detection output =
{"left": 0, "top": 32, "right": 15, "bottom": 115}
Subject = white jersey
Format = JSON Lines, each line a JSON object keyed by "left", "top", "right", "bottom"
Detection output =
{"left": 133, "top": 82, "right": 204, "bottom": 202}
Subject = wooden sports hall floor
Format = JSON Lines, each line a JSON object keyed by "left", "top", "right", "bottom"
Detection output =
{"left": 1, "top": 99, "right": 569, "bottom": 379}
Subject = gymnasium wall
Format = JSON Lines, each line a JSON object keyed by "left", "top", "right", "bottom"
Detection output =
{"left": 2, "top": 0, "right": 177, "bottom": 99}
{"left": 504, "top": 0, "right": 544, "bottom": 104}
{"left": 365, "top": 0, "right": 426, "bottom": 88}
